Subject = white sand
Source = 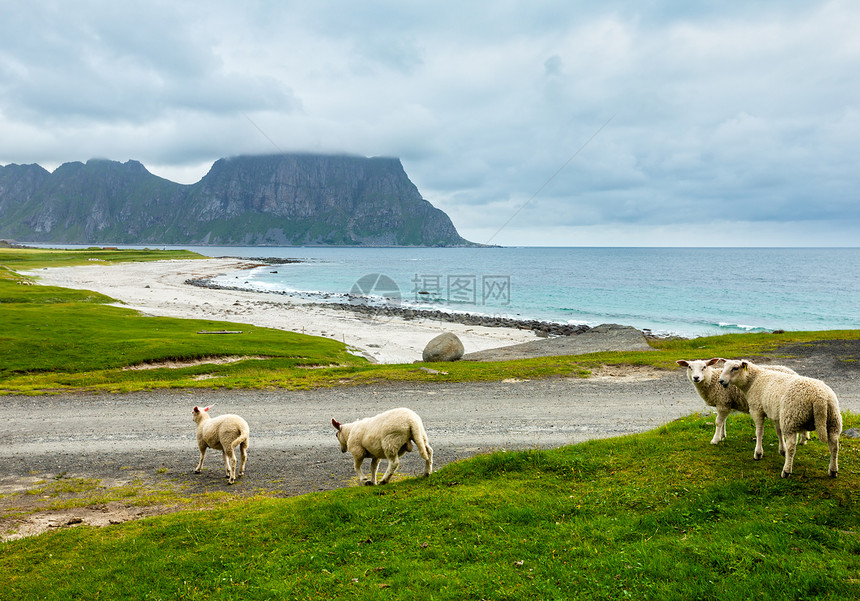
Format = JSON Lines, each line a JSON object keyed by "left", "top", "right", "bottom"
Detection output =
{"left": 24, "top": 258, "right": 537, "bottom": 364}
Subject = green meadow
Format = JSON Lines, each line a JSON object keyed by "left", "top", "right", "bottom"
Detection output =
{"left": 1, "top": 248, "right": 858, "bottom": 599}
{"left": 2, "top": 413, "right": 858, "bottom": 600}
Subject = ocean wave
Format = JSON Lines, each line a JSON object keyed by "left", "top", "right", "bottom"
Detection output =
{"left": 715, "top": 322, "right": 770, "bottom": 333}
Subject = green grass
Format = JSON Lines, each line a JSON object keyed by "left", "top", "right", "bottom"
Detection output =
{"left": 0, "top": 248, "right": 368, "bottom": 393}
{"left": 0, "top": 246, "right": 202, "bottom": 271}
{"left": 2, "top": 412, "right": 858, "bottom": 600}
{"left": 0, "top": 298, "right": 364, "bottom": 393}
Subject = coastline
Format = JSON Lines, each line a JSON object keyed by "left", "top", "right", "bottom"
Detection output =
{"left": 23, "top": 258, "right": 541, "bottom": 364}
{"left": 187, "top": 271, "right": 594, "bottom": 337}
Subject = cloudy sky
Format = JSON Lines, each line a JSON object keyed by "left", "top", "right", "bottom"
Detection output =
{"left": 1, "top": 1, "right": 859, "bottom": 246}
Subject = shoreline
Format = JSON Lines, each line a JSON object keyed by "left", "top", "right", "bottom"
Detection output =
{"left": 23, "top": 258, "right": 545, "bottom": 364}
{"left": 185, "top": 273, "right": 596, "bottom": 338}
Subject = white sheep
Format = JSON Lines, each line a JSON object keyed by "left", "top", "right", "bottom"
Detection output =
{"left": 192, "top": 405, "right": 250, "bottom": 484}
{"left": 718, "top": 359, "right": 842, "bottom": 478}
{"left": 331, "top": 407, "right": 433, "bottom": 486}
{"left": 677, "top": 358, "right": 803, "bottom": 445}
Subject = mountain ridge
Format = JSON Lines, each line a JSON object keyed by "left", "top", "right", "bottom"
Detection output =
{"left": 0, "top": 153, "right": 476, "bottom": 247}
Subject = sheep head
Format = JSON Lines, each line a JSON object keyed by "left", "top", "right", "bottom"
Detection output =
{"left": 192, "top": 405, "right": 213, "bottom": 424}
{"left": 677, "top": 358, "right": 721, "bottom": 384}
{"left": 331, "top": 418, "right": 348, "bottom": 453}
{"left": 718, "top": 359, "right": 748, "bottom": 388}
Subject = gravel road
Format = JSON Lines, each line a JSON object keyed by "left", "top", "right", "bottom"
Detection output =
{"left": 1, "top": 371, "right": 701, "bottom": 498}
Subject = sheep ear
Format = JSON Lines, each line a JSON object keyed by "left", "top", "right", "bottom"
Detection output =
{"left": 203, "top": 405, "right": 212, "bottom": 412}
{"left": 676, "top": 360, "right": 689, "bottom": 367}
{"left": 193, "top": 406, "right": 200, "bottom": 413}
{"left": 706, "top": 358, "right": 721, "bottom": 366}
{"left": 331, "top": 418, "right": 341, "bottom": 431}
{"left": 740, "top": 361, "right": 748, "bottom": 369}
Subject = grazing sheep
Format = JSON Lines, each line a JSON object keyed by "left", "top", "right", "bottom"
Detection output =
{"left": 677, "top": 358, "right": 803, "bottom": 445}
{"left": 331, "top": 407, "right": 433, "bottom": 486}
{"left": 192, "top": 405, "right": 249, "bottom": 484}
{"left": 718, "top": 360, "right": 842, "bottom": 478}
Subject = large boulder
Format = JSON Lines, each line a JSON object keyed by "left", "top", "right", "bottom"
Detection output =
{"left": 422, "top": 332, "right": 465, "bottom": 362}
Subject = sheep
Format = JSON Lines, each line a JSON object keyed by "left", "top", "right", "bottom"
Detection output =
{"left": 718, "top": 359, "right": 842, "bottom": 478}
{"left": 192, "top": 405, "right": 249, "bottom": 484}
{"left": 677, "top": 358, "right": 803, "bottom": 445}
{"left": 331, "top": 407, "right": 433, "bottom": 486}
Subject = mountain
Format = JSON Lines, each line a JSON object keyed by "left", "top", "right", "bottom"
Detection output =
{"left": 0, "top": 163, "right": 50, "bottom": 218}
{"left": 0, "top": 154, "right": 476, "bottom": 246}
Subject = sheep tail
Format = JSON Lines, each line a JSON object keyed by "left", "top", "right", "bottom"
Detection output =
{"left": 813, "top": 395, "right": 841, "bottom": 442}
{"left": 410, "top": 422, "right": 431, "bottom": 461}
{"left": 231, "top": 429, "right": 249, "bottom": 450}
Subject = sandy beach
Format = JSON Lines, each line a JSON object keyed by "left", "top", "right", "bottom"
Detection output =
{"left": 24, "top": 258, "right": 539, "bottom": 364}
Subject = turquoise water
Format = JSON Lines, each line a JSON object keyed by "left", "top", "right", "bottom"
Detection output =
{"left": 190, "top": 246, "right": 860, "bottom": 338}
{"left": 32, "top": 244, "right": 860, "bottom": 337}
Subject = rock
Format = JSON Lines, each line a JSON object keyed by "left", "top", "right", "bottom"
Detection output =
{"left": 842, "top": 427, "right": 860, "bottom": 439}
{"left": 418, "top": 367, "right": 448, "bottom": 375}
{"left": 461, "top": 323, "right": 653, "bottom": 362}
{"left": 422, "top": 332, "right": 465, "bottom": 362}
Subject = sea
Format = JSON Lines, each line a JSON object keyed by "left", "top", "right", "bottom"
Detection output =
{"left": 45, "top": 245, "right": 859, "bottom": 339}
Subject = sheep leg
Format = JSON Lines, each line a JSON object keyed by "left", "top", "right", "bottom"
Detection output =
{"left": 422, "top": 441, "right": 434, "bottom": 477}
{"left": 369, "top": 457, "right": 381, "bottom": 485}
{"left": 353, "top": 455, "right": 370, "bottom": 485}
{"left": 773, "top": 421, "right": 787, "bottom": 457}
{"left": 815, "top": 401, "right": 840, "bottom": 477}
{"left": 223, "top": 448, "right": 237, "bottom": 484}
{"left": 820, "top": 420, "right": 839, "bottom": 477}
{"left": 379, "top": 454, "right": 400, "bottom": 485}
{"left": 827, "top": 433, "right": 839, "bottom": 477}
{"left": 711, "top": 407, "right": 731, "bottom": 444}
{"left": 781, "top": 428, "right": 798, "bottom": 478}
{"left": 752, "top": 414, "right": 766, "bottom": 460}
{"left": 195, "top": 447, "right": 207, "bottom": 473}
{"left": 237, "top": 441, "right": 248, "bottom": 477}
{"left": 415, "top": 437, "right": 433, "bottom": 477}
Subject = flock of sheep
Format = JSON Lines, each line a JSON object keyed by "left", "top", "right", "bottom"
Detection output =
{"left": 677, "top": 358, "right": 841, "bottom": 478}
{"left": 190, "top": 358, "right": 842, "bottom": 487}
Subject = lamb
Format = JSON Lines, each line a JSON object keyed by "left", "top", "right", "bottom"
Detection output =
{"left": 192, "top": 405, "right": 249, "bottom": 484}
{"left": 718, "top": 359, "right": 842, "bottom": 478}
{"left": 331, "top": 407, "right": 433, "bottom": 486}
{"left": 677, "top": 358, "right": 802, "bottom": 445}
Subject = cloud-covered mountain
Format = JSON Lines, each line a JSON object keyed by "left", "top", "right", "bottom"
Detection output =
{"left": 0, "top": 154, "right": 475, "bottom": 247}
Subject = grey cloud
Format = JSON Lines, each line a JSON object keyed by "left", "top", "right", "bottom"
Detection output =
{"left": 0, "top": 1, "right": 297, "bottom": 124}
{"left": 1, "top": 1, "right": 859, "bottom": 245}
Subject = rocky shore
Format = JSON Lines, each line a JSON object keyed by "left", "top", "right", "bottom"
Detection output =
{"left": 185, "top": 276, "right": 594, "bottom": 337}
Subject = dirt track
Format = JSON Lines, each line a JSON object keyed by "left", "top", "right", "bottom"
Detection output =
{"left": 2, "top": 339, "right": 859, "bottom": 540}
